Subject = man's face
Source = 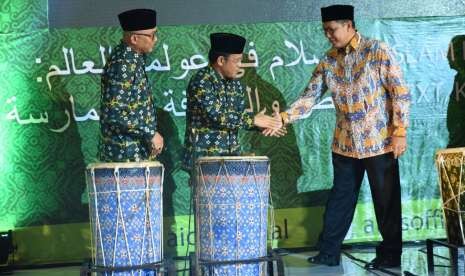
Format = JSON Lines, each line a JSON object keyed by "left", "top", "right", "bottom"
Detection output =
{"left": 322, "top": 21, "right": 353, "bottom": 49}
{"left": 218, "top": 53, "right": 243, "bottom": 79}
{"left": 132, "top": 27, "right": 158, "bottom": 53}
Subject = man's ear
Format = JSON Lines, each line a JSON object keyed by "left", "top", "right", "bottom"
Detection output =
{"left": 347, "top": 20, "right": 354, "bottom": 30}
{"left": 129, "top": 34, "right": 137, "bottom": 44}
{"left": 217, "top": 56, "right": 225, "bottom": 66}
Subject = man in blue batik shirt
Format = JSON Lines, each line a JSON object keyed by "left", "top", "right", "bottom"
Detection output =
{"left": 99, "top": 9, "right": 164, "bottom": 162}
{"left": 183, "top": 33, "right": 282, "bottom": 172}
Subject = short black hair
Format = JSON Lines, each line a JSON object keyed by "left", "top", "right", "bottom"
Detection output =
{"left": 208, "top": 49, "right": 231, "bottom": 64}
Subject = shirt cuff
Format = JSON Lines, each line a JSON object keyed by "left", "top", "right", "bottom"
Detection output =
{"left": 393, "top": 127, "right": 407, "bottom": 137}
{"left": 280, "top": 112, "right": 290, "bottom": 125}
{"left": 243, "top": 111, "right": 255, "bottom": 129}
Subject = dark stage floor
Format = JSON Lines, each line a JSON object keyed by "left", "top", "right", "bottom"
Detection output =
{"left": 0, "top": 242, "right": 460, "bottom": 275}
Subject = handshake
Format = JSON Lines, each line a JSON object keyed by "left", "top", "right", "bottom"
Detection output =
{"left": 253, "top": 108, "right": 287, "bottom": 137}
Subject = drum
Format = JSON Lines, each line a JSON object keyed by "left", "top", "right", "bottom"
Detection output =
{"left": 436, "top": 148, "right": 465, "bottom": 246}
{"left": 86, "top": 162, "right": 164, "bottom": 275}
{"left": 194, "top": 156, "right": 270, "bottom": 276}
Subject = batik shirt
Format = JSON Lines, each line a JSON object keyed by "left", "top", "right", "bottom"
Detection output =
{"left": 99, "top": 41, "right": 157, "bottom": 162}
{"left": 282, "top": 33, "right": 410, "bottom": 159}
{"left": 183, "top": 66, "right": 255, "bottom": 171}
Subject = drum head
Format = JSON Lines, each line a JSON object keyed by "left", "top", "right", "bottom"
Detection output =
{"left": 87, "top": 161, "right": 163, "bottom": 170}
{"left": 436, "top": 147, "right": 465, "bottom": 155}
{"left": 196, "top": 156, "right": 269, "bottom": 164}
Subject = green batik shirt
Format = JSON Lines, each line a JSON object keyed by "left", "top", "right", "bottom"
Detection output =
{"left": 183, "top": 66, "right": 255, "bottom": 171}
{"left": 99, "top": 41, "right": 157, "bottom": 162}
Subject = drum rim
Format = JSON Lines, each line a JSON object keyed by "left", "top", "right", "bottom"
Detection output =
{"left": 196, "top": 156, "right": 269, "bottom": 163}
{"left": 436, "top": 147, "right": 465, "bottom": 155}
{"left": 87, "top": 161, "right": 163, "bottom": 169}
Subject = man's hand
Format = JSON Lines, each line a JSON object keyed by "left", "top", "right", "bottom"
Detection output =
{"left": 151, "top": 131, "right": 164, "bottom": 156}
{"left": 392, "top": 136, "right": 407, "bottom": 159}
{"left": 262, "top": 111, "right": 287, "bottom": 137}
{"left": 253, "top": 108, "right": 282, "bottom": 129}
{"left": 262, "top": 127, "right": 287, "bottom": 137}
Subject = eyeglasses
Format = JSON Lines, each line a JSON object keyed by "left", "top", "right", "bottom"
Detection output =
{"left": 323, "top": 22, "right": 349, "bottom": 35}
{"left": 132, "top": 32, "right": 156, "bottom": 40}
{"left": 323, "top": 26, "right": 342, "bottom": 35}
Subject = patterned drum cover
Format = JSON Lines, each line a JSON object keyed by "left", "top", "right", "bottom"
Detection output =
{"left": 86, "top": 162, "right": 164, "bottom": 276}
{"left": 195, "top": 156, "right": 270, "bottom": 276}
{"left": 436, "top": 148, "right": 465, "bottom": 246}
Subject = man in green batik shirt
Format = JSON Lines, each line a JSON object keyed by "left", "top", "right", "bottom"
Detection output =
{"left": 99, "top": 9, "right": 164, "bottom": 162}
{"left": 183, "top": 32, "right": 282, "bottom": 172}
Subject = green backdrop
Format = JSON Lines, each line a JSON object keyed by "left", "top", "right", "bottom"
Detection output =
{"left": 1, "top": 0, "right": 465, "bottom": 264}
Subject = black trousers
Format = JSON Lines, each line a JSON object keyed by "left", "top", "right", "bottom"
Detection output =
{"left": 317, "top": 152, "right": 402, "bottom": 258}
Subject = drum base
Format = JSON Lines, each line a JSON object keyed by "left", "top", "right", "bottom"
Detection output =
{"left": 427, "top": 239, "right": 465, "bottom": 276}
{"left": 189, "top": 249, "right": 285, "bottom": 276}
{"left": 79, "top": 258, "right": 175, "bottom": 276}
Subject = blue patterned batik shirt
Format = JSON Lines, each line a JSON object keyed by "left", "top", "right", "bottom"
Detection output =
{"left": 99, "top": 41, "right": 157, "bottom": 162}
{"left": 183, "top": 66, "right": 255, "bottom": 171}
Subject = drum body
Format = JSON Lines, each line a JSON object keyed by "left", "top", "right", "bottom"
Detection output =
{"left": 195, "top": 156, "right": 270, "bottom": 276}
{"left": 86, "top": 162, "right": 164, "bottom": 275}
{"left": 436, "top": 148, "right": 465, "bottom": 245}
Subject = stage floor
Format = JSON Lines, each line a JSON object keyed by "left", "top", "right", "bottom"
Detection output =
{"left": 1, "top": 243, "right": 458, "bottom": 275}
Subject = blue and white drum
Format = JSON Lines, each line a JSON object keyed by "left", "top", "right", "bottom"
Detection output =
{"left": 86, "top": 162, "right": 164, "bottom": 276}
{"left": 195, "top": 156, "right": 270, "bottom": 276}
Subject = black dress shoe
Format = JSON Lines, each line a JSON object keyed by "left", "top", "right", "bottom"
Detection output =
{"left": 365, "top": 256, "right": 401, "bottom": 269}
{"left": 307, "top": 253, "right": 340, "bottom": 266}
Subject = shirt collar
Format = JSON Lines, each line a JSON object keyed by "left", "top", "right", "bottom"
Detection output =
{"left": 328, "top": 32, "right": 361, "bottom": 58}
{"left": 207, "top": 65, "right": 220, "bottom": 80}
{"left": 208, "top": 65, "right": 235, "bottom": 84}
{"left": 347, "top": 32, "right": 361, "bottom": 52}
{"left": 120, "top": 40, "right": 144, "bottom": 60}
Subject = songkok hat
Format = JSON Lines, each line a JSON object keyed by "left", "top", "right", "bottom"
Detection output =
{"left": 118, "top": 9, "right": 157, "bottom": 31}
{"left": 321, "top": 5, "right": 354, "bottom": 22}
{"left": 210, "top": 33, "right": 246, "bottom": 54}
